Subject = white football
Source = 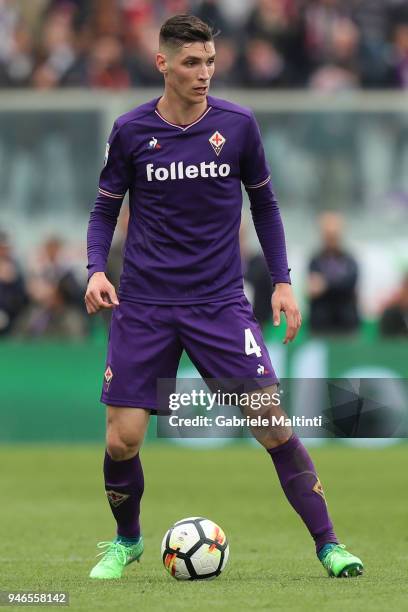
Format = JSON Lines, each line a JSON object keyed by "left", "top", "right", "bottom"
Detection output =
{"left": 161, "top": 517, "right": 229, "bottom": 580}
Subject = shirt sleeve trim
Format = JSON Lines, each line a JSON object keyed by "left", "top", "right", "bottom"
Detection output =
{"left": 98, "top": 187, "right": 125, "bottom": 199}
{"left": 244, "top": 175, "right": 271, "bottom": 189}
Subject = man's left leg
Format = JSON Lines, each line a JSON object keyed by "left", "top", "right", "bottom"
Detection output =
{"left": 178, "top": 297, "right": 363, "bottom": 577}
{"left": 245, "top": 387, "right": 363, "bottom": 577}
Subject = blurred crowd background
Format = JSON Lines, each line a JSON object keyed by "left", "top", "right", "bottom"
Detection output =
{"left": 1, "top": 0, "right": 408, "bottom": 91}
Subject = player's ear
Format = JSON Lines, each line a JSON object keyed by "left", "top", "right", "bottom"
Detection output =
{"left": 156, "top": 52, "right": 168, "bottom": 75}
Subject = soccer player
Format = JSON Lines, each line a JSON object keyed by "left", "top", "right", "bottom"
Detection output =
{"left": 85, "top": 15, "right": 363, "bottom": 580}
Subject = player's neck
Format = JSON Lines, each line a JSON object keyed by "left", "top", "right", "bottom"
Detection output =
{"left": 157, "top": 92, "right": 208, "bottom": 127}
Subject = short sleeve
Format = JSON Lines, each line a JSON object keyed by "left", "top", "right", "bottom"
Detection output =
{"left": 98, "top": 121, "right": 132, "bottom": 199}
{"left": 240, "top": 112, "right": 271, "bottom": 190}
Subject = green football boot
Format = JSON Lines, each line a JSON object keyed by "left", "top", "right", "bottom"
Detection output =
{"left": 319, "top": 543, "right": 363, "bottom": 578}
{"left": 89, "top": 536, "right": 144, "bottom": 579}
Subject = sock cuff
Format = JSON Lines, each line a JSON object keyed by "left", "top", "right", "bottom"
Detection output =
{"left": 104, "top": 450, "right": 142, "bottom": 479}
{"left": 105, "top": 449, "right": 140, "bottom": 464}
{"left": 266, "top": 433, "right": 300, "bottom": 456}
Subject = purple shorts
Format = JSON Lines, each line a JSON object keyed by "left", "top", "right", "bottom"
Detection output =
{"left": 101, "top": 295, "right": 278, "bottom": 410}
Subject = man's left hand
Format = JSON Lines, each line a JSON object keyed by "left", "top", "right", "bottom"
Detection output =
{"left": 271, "top": 283, "right": 302, "bottom": 344}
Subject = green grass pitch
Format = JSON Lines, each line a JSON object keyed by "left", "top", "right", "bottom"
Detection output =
{"left": 1, "top": 443, "right": 407, "bottom": 611}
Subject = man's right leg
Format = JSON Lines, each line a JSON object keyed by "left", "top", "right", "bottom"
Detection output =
{"left": 90, "top": 406, "right": 150, "bottom": 579}
{"left": 90, "top": 300, "right": 182, "bottom": 578}
{"left": 104, "top": 406, "right": 150, "bottom": 539}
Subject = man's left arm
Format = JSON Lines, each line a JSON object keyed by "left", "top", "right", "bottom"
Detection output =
{"left": 241, "top": 113, "right": 302, "bottom": 343}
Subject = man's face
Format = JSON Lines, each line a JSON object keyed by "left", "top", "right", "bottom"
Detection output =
{"left": 157, "top": 41, "right": 216, "bottom": 104}
{"left": 319, "top": 212, "right": 343, "bottom": 251}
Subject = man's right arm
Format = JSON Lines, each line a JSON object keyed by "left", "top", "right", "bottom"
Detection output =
{"left": 85, "top": 192, "right": 121, "bottom": 314}
{"left": 85, "top": 121, "right": 131, "bottom": 315}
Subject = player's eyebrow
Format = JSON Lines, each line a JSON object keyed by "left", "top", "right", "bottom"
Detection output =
{"left": 183, "top": 54, "right": 216, "bottom": 61}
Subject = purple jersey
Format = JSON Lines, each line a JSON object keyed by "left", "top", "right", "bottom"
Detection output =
{"left": 88, "top": 95, "right": 290, "bottom": 304}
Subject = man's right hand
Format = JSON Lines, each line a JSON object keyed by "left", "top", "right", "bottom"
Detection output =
{"left": 308, "top": 272, "right": 327, "bottom": 298}
{"left": 85, "top": 272, "right": 119, "bottom": 315}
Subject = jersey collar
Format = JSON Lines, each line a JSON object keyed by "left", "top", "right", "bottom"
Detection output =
{"left": 154, "top": 103, "right": 212, "bottom": 132}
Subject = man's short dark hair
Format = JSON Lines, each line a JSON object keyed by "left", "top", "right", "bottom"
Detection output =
{"left": 159, "top": 14, "right": 215, "bottom": 49}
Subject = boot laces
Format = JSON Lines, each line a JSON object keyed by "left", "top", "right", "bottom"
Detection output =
{"left": 95, "top": 541, "right": 127, "bottom": 565}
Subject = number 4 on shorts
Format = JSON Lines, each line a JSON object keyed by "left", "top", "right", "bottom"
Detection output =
{"left": 244, "top": 328, "right": 262, "bottom": 358}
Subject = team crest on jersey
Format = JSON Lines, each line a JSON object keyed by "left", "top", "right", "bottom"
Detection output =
{"left": 104, "top": 143, "right": 110, "bottom": 167}
{"left": 106, "top": 490, "right": 130, "bottom": 507}
{"left": 209, "top": 131, "right": 226, "bottom": 156}
{"left": 104, "top": 365, "right": 113, "bottom": 390}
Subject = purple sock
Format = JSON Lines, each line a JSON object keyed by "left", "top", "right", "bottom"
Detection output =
{"left": 104, "top": 450, "right": 144, "bottom": 539}
{"left": 267, "top": 435, "right": 338, "bottom": 553}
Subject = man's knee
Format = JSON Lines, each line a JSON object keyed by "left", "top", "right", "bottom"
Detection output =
{"left": 106, "top": 436, "right": 141, "bottom": 461}
{"left": 105, "top": 406, "right": 149, "bottom": 460}
{"left": 264, "top": 430, "right": 292, "bottom": 449}
{"left": 106, "top": 426, "right": 144, "bottom": 461}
